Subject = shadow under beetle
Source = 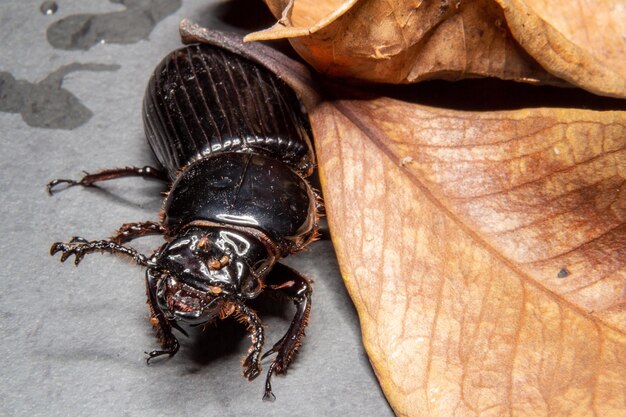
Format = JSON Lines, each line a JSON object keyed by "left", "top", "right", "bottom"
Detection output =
{"left": 48, "top": 43, "right": 321, "bottom": 401}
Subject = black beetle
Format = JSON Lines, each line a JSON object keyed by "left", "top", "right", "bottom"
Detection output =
{"left": 48, "top": 43, "right": 321, "bottom": 401}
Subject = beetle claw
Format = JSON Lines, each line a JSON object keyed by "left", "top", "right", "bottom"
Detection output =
{"left": 46, "top": 178, "right": 80, "bottom": 195}
{"left": 243, "top": 353, "right": 261, "bottom": 380}
{"left": 145, "top": 349, "right": 171, "bottom": 364}
{"left": 74, "top": 254, "right": 85, "bottom": 266}
{"left": 145, "top": 339, "right": 179, "bottom": 364}
{"left": 145, "top": 350, "right": 161, "bottom": 364}
{"left": 59, "top": 251, "right": 71, "bottom": 263}
{"left": 261, "top": 346, "right": 278, "bottom": 361}
{"left": 51, "top": 239, "right": 90, "bottom": 266}
{"left": 262, "top": 390, "right": 276, "bottom": 402}
{"left": 50, "top": 242, "right": 62, "bottom": 256}
{"left": 244, "top": 365, "right": 261, "bottom": 381}
{"left": 261, "top": 335, "right": 288, "bottom": 361}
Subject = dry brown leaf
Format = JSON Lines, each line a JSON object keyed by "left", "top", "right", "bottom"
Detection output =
{"left": 311, "top": 92, "right": 626, "bottom": 416}
{"left": 180, "top": 22, "right": 626, "bottom": 417}
{"left": 495, "top": 0, "right": 626, "bottom": 98}
{"left": 246, "top": 0, "right": 626, "bottom": 98}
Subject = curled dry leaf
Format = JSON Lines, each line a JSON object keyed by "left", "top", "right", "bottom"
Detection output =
{"left": 246, "top": 0, "right": 626, "bottom": 98}
{"left": 311, "top": 92, "right": 626, "bottom": 416}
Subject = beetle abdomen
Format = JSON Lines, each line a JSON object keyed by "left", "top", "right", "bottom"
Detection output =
{"left": 143, "top": 44, "right": 314, "bottom": 179}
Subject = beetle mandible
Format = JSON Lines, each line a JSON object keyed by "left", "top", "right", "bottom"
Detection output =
{"left": 48, "top": 43, "right": 321, "bottom": 401}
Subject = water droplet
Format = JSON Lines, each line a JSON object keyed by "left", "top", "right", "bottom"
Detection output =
{"left": 40, "top": 0, "right": 58, "bottom": 15}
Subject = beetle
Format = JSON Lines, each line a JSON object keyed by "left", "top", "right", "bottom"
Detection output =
{"left": 48, "top": 43, "right": 321, "bottom": 401}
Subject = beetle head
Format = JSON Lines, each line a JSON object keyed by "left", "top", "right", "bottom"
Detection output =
{"left": 149, "top": 226, "right": 275, "bottom": 324}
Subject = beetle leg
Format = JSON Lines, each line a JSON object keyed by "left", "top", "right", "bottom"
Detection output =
{"left": 144, "top": 269, "right": 181, "bottom": 363}
{"left": 261, "top": 263, "right": 312, "bottom": 401}
{"left": 47, "top": 165, "right": 168, "bottom": 195}
{"left": 232, "top": 301, "right": 264, "bottom": 382}
{"left": 111, "top": 221, "right": 166, "bottom": 244}
{"left": 50, "top": 237, "right": 151, "bottom": 266}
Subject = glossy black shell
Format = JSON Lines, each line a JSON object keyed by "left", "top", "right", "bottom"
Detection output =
{"left": 142, "top": 44, "right": 318, "bottom": 254}
{"left": 143, "top": 44, "right": 314, "bottom": 178}
{"left": 163, "top": 153, "right": 316, "bottom": 251}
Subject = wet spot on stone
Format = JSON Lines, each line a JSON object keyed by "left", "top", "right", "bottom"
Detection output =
{"left": 46, "top": 0, "right": 182, "bottom": 50}
{"left": 40, "top": 1, "right": 59, "bottom": 15}
{"left": 0, "top": 63, "right": 120, "bottom": 129}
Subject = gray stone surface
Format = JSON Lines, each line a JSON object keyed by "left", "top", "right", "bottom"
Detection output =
{"left": 0, "top": 1, "right": 393, "bottom": 416}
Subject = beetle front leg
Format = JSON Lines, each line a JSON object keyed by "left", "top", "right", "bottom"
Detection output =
{"left": 47, "top": 165, "right": 168, "bottom": 195}
{"left": 144, "top": 270, "right": 181, "bottom": 363}
{"left": 111, "top": 221, "right": 166, "bottom": 244}
{"left": 232, "top": 301, "right": 265, "bottom": 381}
{"left": 50, "top": 237, "right": 151, "bottom": 266}
{"left": 261, "top": 263, "right": 312, "bottom": 401}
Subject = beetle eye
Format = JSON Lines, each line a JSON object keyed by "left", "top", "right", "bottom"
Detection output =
{"left": 241, "top": 276, "right": 262, "bottom": 298}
